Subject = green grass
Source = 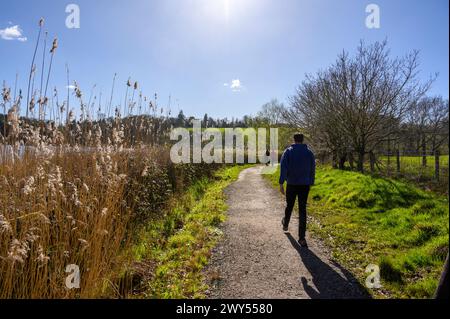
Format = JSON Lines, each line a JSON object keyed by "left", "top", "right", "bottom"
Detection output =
{"left": 132, "top": 165, "right": 250, "bottom": 299}
{"left": 265, "top": 166, "right": 449, "bottom": 298}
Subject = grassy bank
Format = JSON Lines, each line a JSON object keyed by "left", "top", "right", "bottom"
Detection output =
{"left": 128, "top": 165, "right": 250, "bottom": 299}
{"left": 265, "top": 166, "right": 449, "bottom": 298}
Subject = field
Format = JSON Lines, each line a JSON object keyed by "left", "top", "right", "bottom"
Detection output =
{"left": 378, "top": 155, "right": 449, "bottom": 178}
{"left": 265, "top": 166, "right": 449, "bottom": 298}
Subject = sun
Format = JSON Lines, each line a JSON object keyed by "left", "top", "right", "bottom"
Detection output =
{"left": 198, "top": 0, "right": 257, "bottom": 26}
{"left": 224, "top": 0, "right": 231, "bottom": 21}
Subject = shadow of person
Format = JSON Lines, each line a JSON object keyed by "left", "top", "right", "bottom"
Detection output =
{"left": 285, "top": 233, "right": 371, "bottom": 299}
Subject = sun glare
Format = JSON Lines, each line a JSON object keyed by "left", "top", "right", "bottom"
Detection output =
{"left": 201, "top": 0, "right": 257, "bottom": 24}
{"left": 224, "top": 0, "right": 230, "bottom": 21}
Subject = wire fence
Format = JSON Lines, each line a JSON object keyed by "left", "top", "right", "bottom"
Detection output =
{"left": 320, "top": 148, "right": 449, "bottom": 194}
{"left": 375, "top": 150, "right": 449, "bottom": 193}
{"left": 378, "top": 150, "right": 448, "bottom": 179}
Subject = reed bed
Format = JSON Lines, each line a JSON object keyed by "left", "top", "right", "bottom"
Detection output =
{"left": 0, "top": 142, "right": 219, "bottom": 298}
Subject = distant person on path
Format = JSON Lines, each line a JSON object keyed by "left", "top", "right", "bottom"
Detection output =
{"left": 265, "top": 149, "right": 271, "bottom": 166}
{"left": 279, "top": 134, "right": 316, "bottom": 247}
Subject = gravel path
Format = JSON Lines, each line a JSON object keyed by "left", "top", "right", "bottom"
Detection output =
{"left": 205, "top": 166, "right": 369, "bottom": 299}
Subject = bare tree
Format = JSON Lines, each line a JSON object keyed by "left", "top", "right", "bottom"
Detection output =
{"left": 285, "top": 75, "right": 351, "bottom": 168}
{"left": 406, "top": 97, "right": 449, "bottom": 166}
{"left": 285, "top": 40, "right": 434, "bottom": 172}
{"left": 426, "top": 97, "right": 449, "bottom": 153}
{"left": 257, "top": 99, "right": 286, "bottom": 125}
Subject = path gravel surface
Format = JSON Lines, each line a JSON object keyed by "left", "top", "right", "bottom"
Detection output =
{"left": 205, "top": 166, "right": 369, "bottom": 299}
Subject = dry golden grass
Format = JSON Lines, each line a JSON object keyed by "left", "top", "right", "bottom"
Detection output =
{"left": 0, "top": 134, "right": 219, "bottom": 299}
{"left": 0, "top": 148, "right": 137, "bottom": 298}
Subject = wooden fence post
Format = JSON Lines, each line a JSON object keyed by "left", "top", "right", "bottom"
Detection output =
{"left": 387, "top": 137, "right": 391, "bottom": 172}
{"left": 435, "top": 150, "right": 440, "bottom": 181}
{"left": 396, "top": 150, "right": 400, "bottom": 173}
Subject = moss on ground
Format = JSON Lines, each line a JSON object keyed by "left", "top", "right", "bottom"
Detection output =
{"left": 132, "top": 165, "right": 250, "bottom": 298}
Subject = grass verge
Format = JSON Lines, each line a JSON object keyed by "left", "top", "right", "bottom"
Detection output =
{"left": 130, "top": 165, "right": 250, "bottom": 298}
{"left": 264, "top": 165, "right": 449, "bottom": 298}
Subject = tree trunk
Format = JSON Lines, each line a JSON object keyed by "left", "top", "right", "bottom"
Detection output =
{"left": 332, "top": 151, "right": 338, "bottom": 169}
{"left": 338, "top": 153, "right": 347, "bottom": 170}
{"left": 369, "top": 151, "right": 376, "bottom": 173}
{"left": 357, "top": 150, "right": 365, "bottom": 173}
{"left": 348, "top": 152, "right": 355, "bottom": 170}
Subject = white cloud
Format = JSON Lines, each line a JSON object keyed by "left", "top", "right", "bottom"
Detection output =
{"left": 230, "top": 79, "right": 242, "bottom": 91}
{"left": 224, "top": 79, "right": 244, "bottom": 92}
{"left": 66, "top": 85, "right": 76, "bottom": 90}
{"left": 0, "top": 25, "right": 27, "bottom": 41}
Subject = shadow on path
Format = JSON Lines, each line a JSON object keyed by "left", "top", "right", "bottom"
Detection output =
{"left": 285, "top": 233, "right": 371, "bottom": 299}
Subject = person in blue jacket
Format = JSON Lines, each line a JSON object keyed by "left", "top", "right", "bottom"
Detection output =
{"left": 279, "top": 133, "right": 316, "bottom": 247}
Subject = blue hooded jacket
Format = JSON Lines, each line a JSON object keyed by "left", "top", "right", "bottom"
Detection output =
{"left": 279, "top": 144, "right": 316, "bottom": 186}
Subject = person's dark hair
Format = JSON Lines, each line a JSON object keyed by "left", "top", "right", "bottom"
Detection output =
{"left": 294, "top": 134, "right": 304, "bottom": 143}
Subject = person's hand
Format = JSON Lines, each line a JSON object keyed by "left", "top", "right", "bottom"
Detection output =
{"left": 279, "top": 184, "right": 285, "bottom": 195}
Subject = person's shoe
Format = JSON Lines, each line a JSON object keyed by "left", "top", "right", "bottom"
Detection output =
{"left": 298, "top": 239, "right": 308, "bottom": 248}
{"left": 281, "top": 218, "right": 288, "bottom": 232}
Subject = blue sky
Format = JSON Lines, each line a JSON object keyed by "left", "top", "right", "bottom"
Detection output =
{"left": 0, "top": 0, "right": 448, "bottom": 119}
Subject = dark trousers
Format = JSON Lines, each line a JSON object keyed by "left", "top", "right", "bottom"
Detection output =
{"left": 284, "top": 184, "right": 310, "bottom": 240}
